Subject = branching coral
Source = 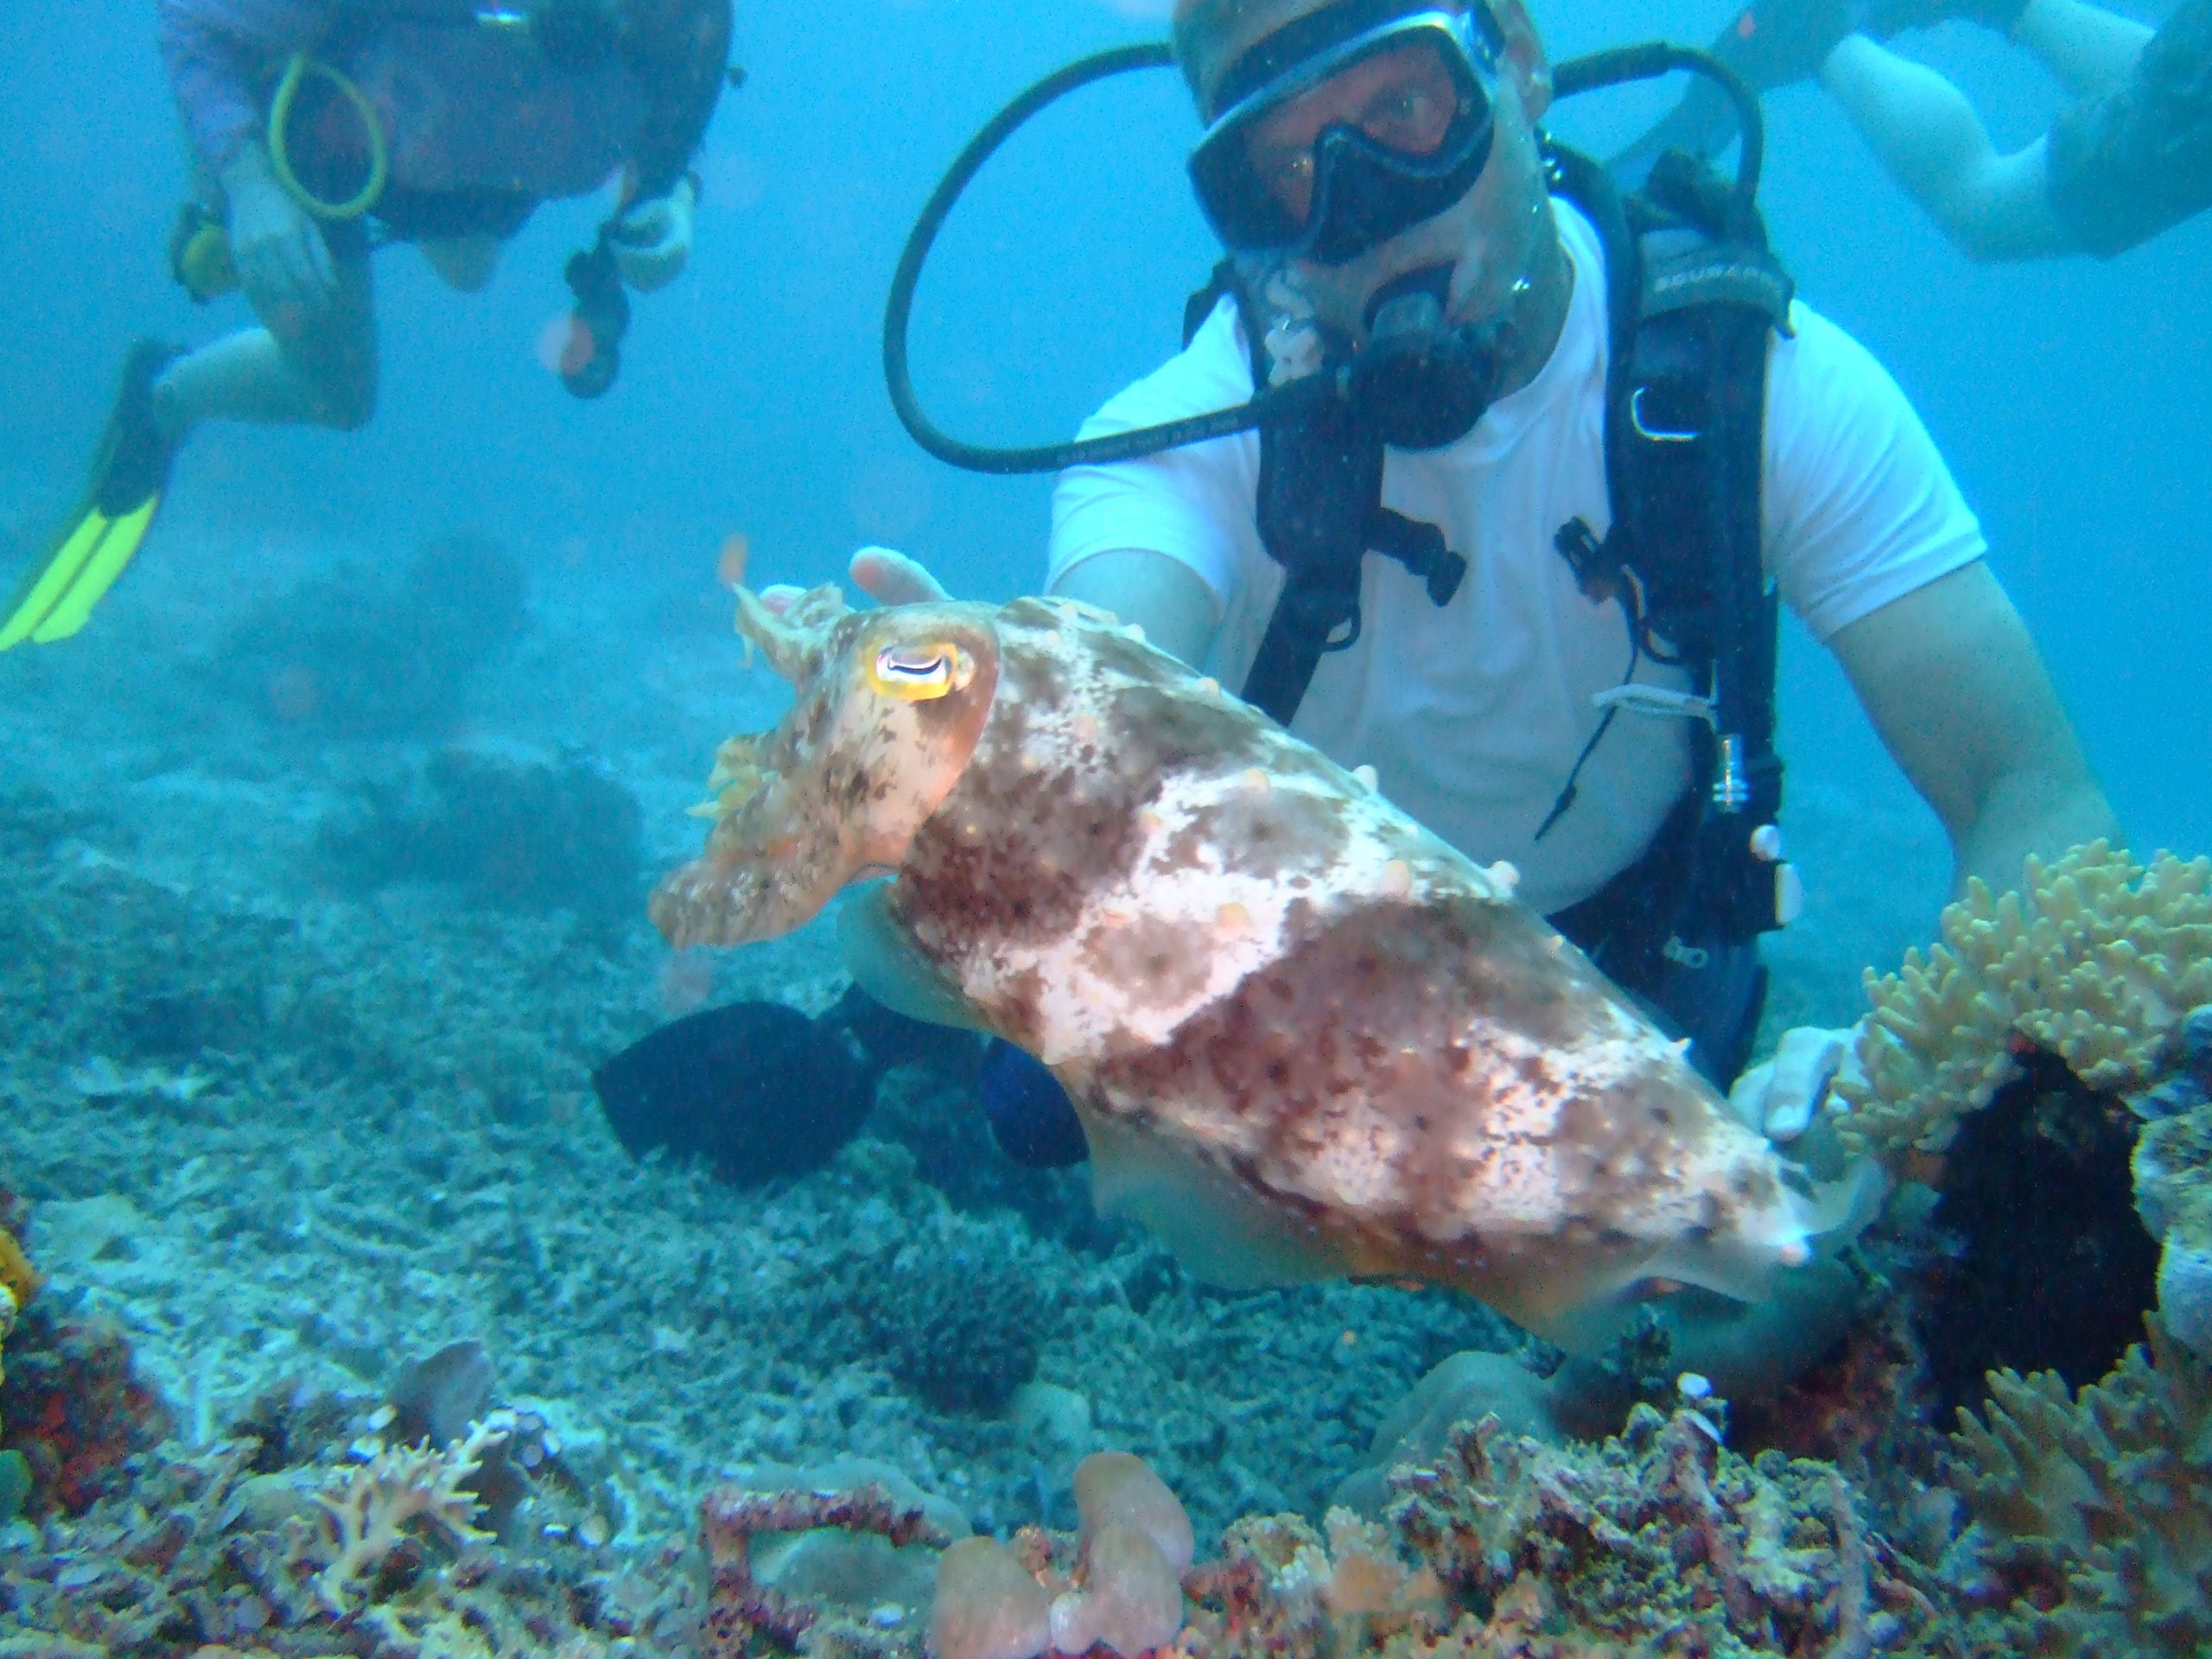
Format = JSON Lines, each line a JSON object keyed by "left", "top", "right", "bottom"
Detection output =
{"left": 2136, "top": 1103, "right": 2212, "bottom": 1358}
{"left": 1836, "top": 842, "right": 2212, "bottom": 1159}
{"left": 1944, "top": 1318, "right": 2212, "bottom": 1656}
{"left": 700, "top": 1478, "right": 951, "bottom": 1658}
{"left": 1367, "top": 1403, "right": 1945, "bottom": 1656}
{"left": 309, "top": 1413, "right": 512, "bottom": 1611}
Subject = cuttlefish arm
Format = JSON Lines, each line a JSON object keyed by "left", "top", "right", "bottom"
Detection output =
{"left": 649, "top": 584, "right": 1002, "bottom": 950}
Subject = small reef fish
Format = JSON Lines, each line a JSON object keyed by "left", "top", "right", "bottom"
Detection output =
{"left": 652, "top": 584, "right": 1864, "bottom": 1349}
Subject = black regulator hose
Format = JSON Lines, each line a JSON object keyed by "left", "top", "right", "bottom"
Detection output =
{"left": 1554, "top": 43, "right": 1764, "bottom": 235}
{"left": 881, "top": 40, "right": 1765, "bottom": 477}
{"left": 883, "top": 41, "right": 1314, "bottom": 475}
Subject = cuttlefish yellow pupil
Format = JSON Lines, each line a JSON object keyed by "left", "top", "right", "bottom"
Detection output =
{"left": 868, "top": 640, "right": 972, "bottom": 702}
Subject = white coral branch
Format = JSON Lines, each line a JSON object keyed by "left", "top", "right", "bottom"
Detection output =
{"left": 310, "top": 1411, "right": 512, "bottom": 1613}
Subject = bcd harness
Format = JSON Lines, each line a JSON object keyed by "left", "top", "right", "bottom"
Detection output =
{"left": 1190, "top": 143, "right": 1800, "bottom": 1081}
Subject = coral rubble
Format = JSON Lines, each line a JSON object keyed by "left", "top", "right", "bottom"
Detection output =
{"left": 1837, "top": 842, "right": 2212, "bottom": 1159}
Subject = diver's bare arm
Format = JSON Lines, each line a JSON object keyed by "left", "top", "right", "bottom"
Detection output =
{"left": 1829, "top": 560, "right": 2121, "bottom": 899}
{"left": 1048, "top": 549, "right": 1220, "bottom": 670}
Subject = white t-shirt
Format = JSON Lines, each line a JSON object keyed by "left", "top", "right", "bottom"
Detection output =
{"left": 1049, "top": 202, "right": 1984, "bottom": 917}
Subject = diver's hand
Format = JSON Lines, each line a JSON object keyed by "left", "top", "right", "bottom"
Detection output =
{"left": 220, "top": 142, "right": 336, "bottom": 331}
{"left": 611, "top": 176, "right": 696, "bottom": 293}
{"left": 759, "top": 548, "right": 950, "bottom": 618}
{"left": 1728, "top": 1023, "right": 1863, "bottom": 1143}
{"left": 850, "top": 546, "right": 950, "bottom": 606}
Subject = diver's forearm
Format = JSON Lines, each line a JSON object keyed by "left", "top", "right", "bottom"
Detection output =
{"left": 1951, "top": 772, "right": 2124, "bottom": 900}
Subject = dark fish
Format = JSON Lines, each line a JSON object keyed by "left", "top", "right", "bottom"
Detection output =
{"left": 591, "top": 1001, "right": 870, "bottom": 1186}
{"left": 978, "top": 1038, "right": 1088, "bottom": 1168}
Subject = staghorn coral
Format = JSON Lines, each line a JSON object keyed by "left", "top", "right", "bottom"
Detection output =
{"left": 309, "top": 1414, "right": 512, "bottom": 1611}
{"left": 1942, "top": 1317, "right": 2212, "bottom": 1656}
{"left": 699, "top": 1478, "right": 951, "bottom": 1658}
{"left": 1837, "top": 842, "right": 2212, "bottom": 1159}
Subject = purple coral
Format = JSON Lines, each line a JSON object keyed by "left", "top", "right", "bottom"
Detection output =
{"left": 698, "top": 1479, "right": 950, "bottom": 1657}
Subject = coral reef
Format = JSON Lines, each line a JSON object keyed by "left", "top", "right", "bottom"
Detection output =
{"left": 847, "top": 1218, "right": 1052, "bottom": 1414}
{"left": 2135, "top": 1099, "right": 2212, "bottom": 1359}
{"left": 0, "top": 1188, "right": 36, "bottom": 1522}
{"left": 0, "top": 1428, "right": 683, "bottom": 1656}
{"left": 1837, "top": 842, "right": 2212, "bottom": 1159}
{"left": 0, "top": 1300, "right": 173, "bottom": 1516}
{"left": 318, "top": 744, "right": 643, "bottom": 921}
{"left": 309, "top": 1415, "right": 512, "bottom": 1611}
{"left": 202, "top": 531, "right": 530, "bottom": 740}
{"left": 1373, "top": 1403, "right": 1945, "bottom": 1656}
{"left": 1942, "top": 1317, "right": 2212, "bottom": 1656}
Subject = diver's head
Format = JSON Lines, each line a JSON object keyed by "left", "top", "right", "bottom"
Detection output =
{"left": 1177, "top": 0, "right": 1557, "bottom": 349}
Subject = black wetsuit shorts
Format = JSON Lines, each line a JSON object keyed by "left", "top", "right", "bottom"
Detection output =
{"left": 2046, "top": 0, "right": 2212, "bottom": 255}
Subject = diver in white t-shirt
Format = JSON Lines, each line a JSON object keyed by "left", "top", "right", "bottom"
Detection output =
{"left": 861, "top": 0, "right": 2114, "bottom": 1124}
{"left": 835, "top": 0, "right": 2120, "bottom": 1421}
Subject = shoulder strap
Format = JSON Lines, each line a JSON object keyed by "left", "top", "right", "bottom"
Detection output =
{"left": 1552, "top": 141, "right": 1799, "bottom": 944}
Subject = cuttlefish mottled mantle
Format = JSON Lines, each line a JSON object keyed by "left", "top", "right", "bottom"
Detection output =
{"left": 652, "top": 583, "right": 1866, "bottom": 1349}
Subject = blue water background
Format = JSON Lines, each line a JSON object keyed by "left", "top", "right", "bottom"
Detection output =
{"left": 0, "top": 0, "right": 2202, "bottom": 856}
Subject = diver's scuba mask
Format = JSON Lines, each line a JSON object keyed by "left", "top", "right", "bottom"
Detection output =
{"left": 1189, "top": 3, "right": 1503, "bottom": 267}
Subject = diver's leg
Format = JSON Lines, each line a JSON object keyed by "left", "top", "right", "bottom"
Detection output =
{"left": 418, "top": 233, "right": 502, "bottom": 293}
{"left": 1819, "top": 35, "right": 2073, "bottom": 257}
{"left": 2014, "top": 0, "right": 2154, "bottom": 95}
{"left": 151, "top": 235, "right": 378, "bottom": 435}
{"left": 2040, "top": 0, "right": 2212, "bottom": 253}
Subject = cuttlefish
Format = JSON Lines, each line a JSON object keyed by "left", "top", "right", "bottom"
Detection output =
{"left": 652, "top": 583, "right": 1867, "bottom": 1350}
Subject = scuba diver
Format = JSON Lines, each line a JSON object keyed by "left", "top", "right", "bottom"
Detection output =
{"left": 0, "top": 0, "right": 734, "bottom": 650}
{"left": 598, "top": 0, "right": 2117, "bottom": 1418}
{"left": 862, "top": 0, "right": 2115, "bottom": 1134}
{"left": 1662, "top": 0, "right": 2212, "bottom": 260}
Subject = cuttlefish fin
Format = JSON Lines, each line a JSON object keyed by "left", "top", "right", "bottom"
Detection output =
{"left": 1077, "top": 1107, "right": 1359, "bottom": 1287}
{"left": 1528, "top": 1155, "right": 1891, "bottom": 1358}
{"left": 836, "top": 880, "right": 987, "bottom": 1033}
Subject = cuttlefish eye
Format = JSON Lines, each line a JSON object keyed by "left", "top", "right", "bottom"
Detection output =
{"left": 868, "top": 640, "right": 974, "bottom": 702}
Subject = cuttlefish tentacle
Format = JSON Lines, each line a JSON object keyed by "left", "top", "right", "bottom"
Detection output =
{"left": 651, "top": 583, "right": 1002, "bottom": 955}
{"left": 734, "top": 582, "right": 852, "bottom": 683}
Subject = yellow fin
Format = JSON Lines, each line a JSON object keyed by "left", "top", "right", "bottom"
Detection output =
{"left": 29, "top": 498, "right": 160, "bottom": 642}
{"left": 1, "top": 506, "right": 113, "bottom": 649}
{"left": 834, "top": 880, "right": 986, "bottom": 1033}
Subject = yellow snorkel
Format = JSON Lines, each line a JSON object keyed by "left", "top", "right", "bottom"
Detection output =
{"left": 265, "top": 53, "right": 389, "bottom": 221}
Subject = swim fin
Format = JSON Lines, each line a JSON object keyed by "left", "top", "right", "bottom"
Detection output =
{"left": 0, "top": 340, "right": 184, "bottom": 650}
